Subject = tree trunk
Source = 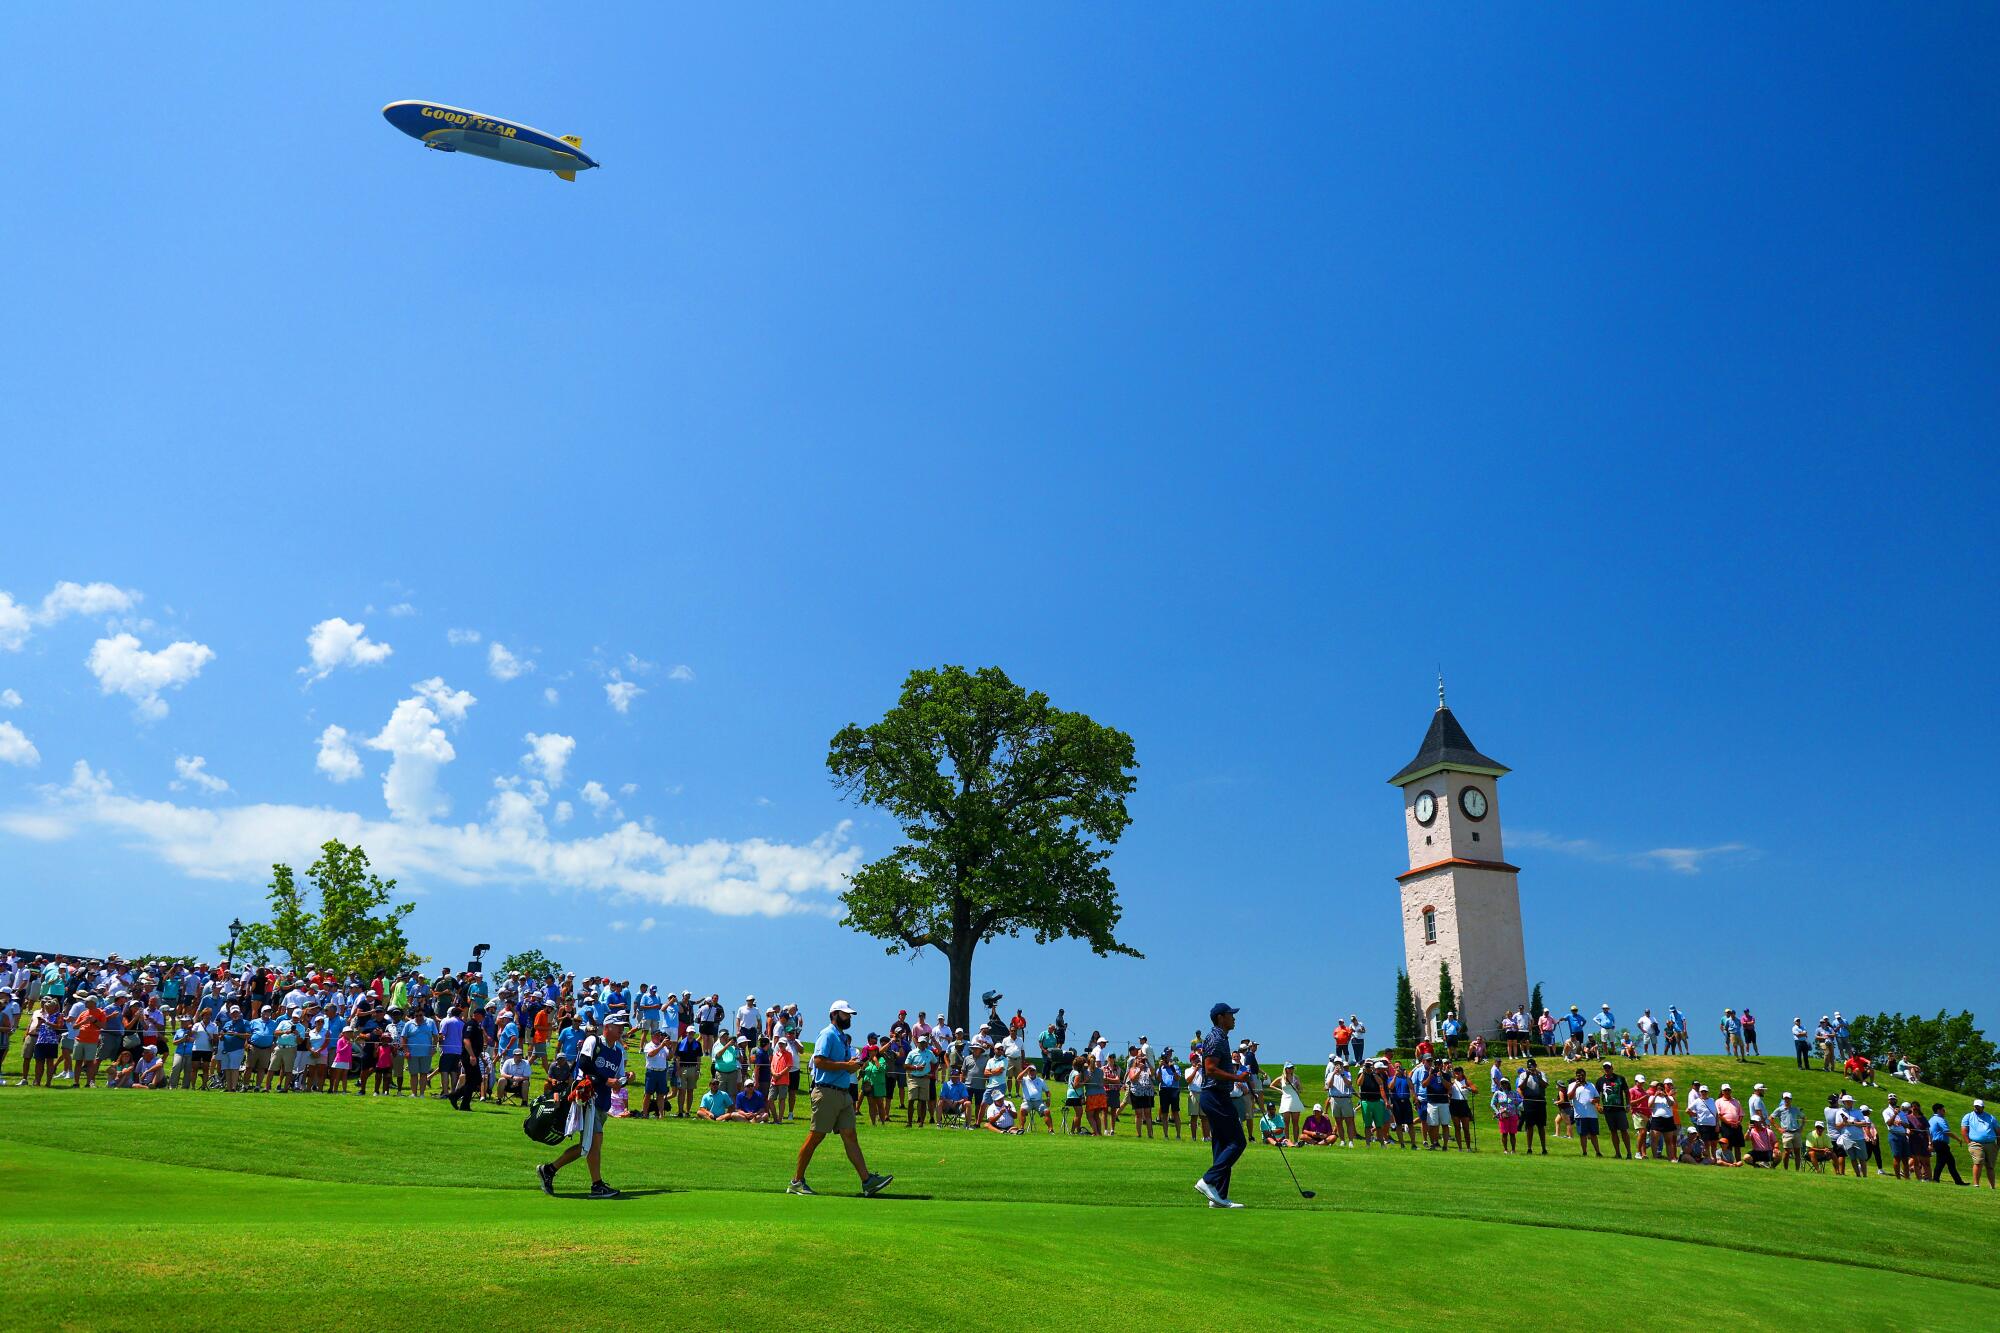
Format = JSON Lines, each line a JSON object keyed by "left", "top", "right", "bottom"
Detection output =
{"left": 946, "top": 942, "right": 976, "bottom": 1037}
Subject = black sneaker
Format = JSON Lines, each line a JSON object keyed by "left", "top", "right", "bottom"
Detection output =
{"left": 588, "top": 1180, "right": 621, "bottom": 1199}
{"left": 535, "top": 1164, "right": 556, "bottom": 1196}
{"left": 785, "top": 1179, "right": 817, "bottom": 1195}
{"left": 861, "top": 1172, "right": 893, "bottom": 1197}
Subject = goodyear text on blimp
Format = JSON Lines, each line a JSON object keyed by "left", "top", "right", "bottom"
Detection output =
{"left": 419, "top": 107, "right": 518, "bottom": 137}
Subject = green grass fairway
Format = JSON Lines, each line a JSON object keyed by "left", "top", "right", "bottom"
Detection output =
{"left": 4, "top": 1052, "right": 1994, "bottom": 1330}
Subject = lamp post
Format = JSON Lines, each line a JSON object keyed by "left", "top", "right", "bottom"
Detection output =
{"left": 227, "top": 917, "right": 245, "bottom": 975}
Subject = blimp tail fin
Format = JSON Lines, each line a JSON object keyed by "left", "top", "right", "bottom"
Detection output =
{"left": 554, "top": 170, "right": 577, "bottom": 182}
{"left": 561, "top": 135, "right": 583, "bottom": 149}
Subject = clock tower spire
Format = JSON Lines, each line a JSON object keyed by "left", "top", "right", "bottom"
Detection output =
{"left": 1389, "top": 688, "right": 1528, "bottom": 1045}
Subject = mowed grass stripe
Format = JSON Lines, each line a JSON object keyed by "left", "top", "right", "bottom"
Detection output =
{"left": 5, "top": 1073, "right": 1998, "bottom": 1297}
{"left": 1, "top": 1141, "right": 1986, "bottom": 1332}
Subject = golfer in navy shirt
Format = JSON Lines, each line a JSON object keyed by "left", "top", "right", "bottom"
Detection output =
{"left": 1196, "top": 1002, "right": 1251, "bottom": 1207}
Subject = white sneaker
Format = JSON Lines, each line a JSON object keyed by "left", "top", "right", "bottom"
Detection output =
{"left": 1208, "top": 1195, "right": 1245, "bottom": 1209}
{"left": 1194, "top": 1179, "right": 1223, "bottom": 1206}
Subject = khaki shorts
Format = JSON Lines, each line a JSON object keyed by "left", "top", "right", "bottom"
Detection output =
{"left": 907, "top": 1077, "right": 933, "bottom": 1102}
{"left": 1972, "top": 1142, "right": 1996, "bottom": 1169}
{"left": 810, "top": 1085, "right": 857, "bottom": 1134}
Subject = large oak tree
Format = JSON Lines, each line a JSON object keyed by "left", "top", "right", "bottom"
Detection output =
{"left": 827, "top": 664, "right": 1140, "bottom": 1035}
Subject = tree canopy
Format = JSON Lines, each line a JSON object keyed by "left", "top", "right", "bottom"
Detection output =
{"left": 1850, "top": 1009, "right": 1999, "bottom": 1099}
{"left": 498, "top": 948, "right": 564, "bottom": 980}
{"left": 828, "top": 664, "right": 1139, "bottom": 1034}
{"left": 227, "top": 840, "right": 421, "bottom": 978}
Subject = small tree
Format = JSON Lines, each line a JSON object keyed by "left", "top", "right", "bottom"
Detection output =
{"left": 1436, "top": 961, "right": 1458, "bottom": 1032}
{"left": 1529, "top": 980, "right": 1544, "bottom": 1022}
{"left": 1394, "top": 968, "right": 1419, "bottom": 1047}
{"left": 499, "top": 948, "right": 564, "bottom": 980}
{"left": 228, "top": 840, "right": 421, "bottom": 978}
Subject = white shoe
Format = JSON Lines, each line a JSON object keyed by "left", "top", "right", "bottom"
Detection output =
{"left": 1194, "top": 1179, "right": 1223, "bottom": 1206}
{"left": 1208, "top": 1196, "right": 1245, "bottom": 1208}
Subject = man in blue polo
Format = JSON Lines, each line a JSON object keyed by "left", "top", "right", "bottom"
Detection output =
{"left": 787, "top": 999, "right": 892, "bottom": 1197}
{"left": 1196, "top": 1001, "right": 1251, "bottom": 1208}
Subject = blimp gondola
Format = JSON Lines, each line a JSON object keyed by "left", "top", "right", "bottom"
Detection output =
{"left": 382, "top": 100, "right": 598, "bottom": 181}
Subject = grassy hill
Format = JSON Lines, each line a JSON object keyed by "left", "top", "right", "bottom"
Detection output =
{"left": 3, "top": 1044, "right": 1995, "bottom": 1330}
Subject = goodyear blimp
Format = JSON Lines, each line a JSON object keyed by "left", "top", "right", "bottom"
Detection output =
{"left": 382, "top": 100, "right": 598, "bottom": 181}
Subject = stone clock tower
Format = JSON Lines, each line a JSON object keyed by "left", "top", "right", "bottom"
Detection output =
{"left": 1389, "top": 681, "right": 1528, "bottom": 1042}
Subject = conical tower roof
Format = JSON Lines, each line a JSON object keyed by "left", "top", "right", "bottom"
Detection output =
{"left": 1388, "top": 703, "right": 1509, "bottom": 785}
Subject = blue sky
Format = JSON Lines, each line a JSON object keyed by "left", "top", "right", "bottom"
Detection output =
{"left": 2, "top": 8, "right": 1994, "bottom": 1057}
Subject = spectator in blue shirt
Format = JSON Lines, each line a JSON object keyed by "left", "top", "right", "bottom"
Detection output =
{"left": 734, "top": 1084, "right": 769, "bottom": 1121}
{"left": 1962, "top": 1100, "right": 1998, "bottom": 1189}
{"left": 1930, "top": 1103, "right": 1968, "bottom": 1185}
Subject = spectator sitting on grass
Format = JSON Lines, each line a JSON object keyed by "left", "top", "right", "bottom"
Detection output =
{"left": 134, "top": 1044, "right": 164, "bottom": 1089}
{"left": 1258, "top": 1108, "right": 1294, "bottom": 1147}
{"left": 1300, "top": 1105, "right": 1335, "bottom": 1144}
{"left": 731, "top": 1081, "right": 768, "bottom": 1122}
{"left": 696, "top": 1077, "right": 734, "bottom": 1121}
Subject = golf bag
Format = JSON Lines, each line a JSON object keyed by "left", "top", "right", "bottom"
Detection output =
{"left": 522, "top": 1059, "right": 577, "bottom": 1146}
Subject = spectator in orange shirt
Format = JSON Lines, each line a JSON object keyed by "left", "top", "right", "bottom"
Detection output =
{"left": 531, "top": 1008, "right": 551, "bottom": 1067}
{"left": 72, "top": 996, "right": 108, "bottom": 1087}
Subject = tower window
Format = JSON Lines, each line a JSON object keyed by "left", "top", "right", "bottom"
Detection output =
{"left": 1471, "top": 831, "right": 1480, "bottom": 842}
{"left": 1422, "top": 907, "right": 1437, "bottom": 944}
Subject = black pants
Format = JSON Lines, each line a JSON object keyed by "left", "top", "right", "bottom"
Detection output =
{"left": 1933, "top": 1145, "right": 1966, "bottom": 1185}
{"left": 1795, "top": 1041, "right": 1810, "bottom": 1068}
{"left": 1200, "top": 1092, "right": 1244, "bottom": 1197}
{"left": 451, "top": 1061, "right": 476, "bottom": 1109}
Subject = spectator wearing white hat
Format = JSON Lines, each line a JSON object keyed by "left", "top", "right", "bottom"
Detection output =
{"left": 1962, "top": 1098, "right": 1998, "bottom": 1189}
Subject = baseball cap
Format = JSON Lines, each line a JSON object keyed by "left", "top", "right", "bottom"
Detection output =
{"left": 1978, "top": 1099, "right": 1987, "bottom": 1109}
{"left": 1753, "top": 1082, "right": 1765, "bottom": 1090}
{"left": 1840, "top": 1093, "right": 1854, "bottom": 1102}
{"left": 829, "top": 998, "right": 858, "bottom": 1016}
{"left": 1210, "top": 1001, "right": 1238, "bottom": 1020}
{"left": 602, "top": 1011, "right": 630, "bottom": 1026}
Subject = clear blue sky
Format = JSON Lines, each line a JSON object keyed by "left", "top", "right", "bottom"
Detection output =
{"left": 2, "top": 8, "right": 1994, "bottom": 1057}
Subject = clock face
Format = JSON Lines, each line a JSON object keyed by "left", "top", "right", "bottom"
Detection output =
{"left": 1459, "top": 786, "right": 1488, "bottom": 821}
{"left": 1413, "top": 790, "right": 1438, "bottom": 826}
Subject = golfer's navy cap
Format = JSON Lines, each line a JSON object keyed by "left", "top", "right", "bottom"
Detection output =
{"left": 1210, "top": 1001, "right": 1239, "bottom": 1020}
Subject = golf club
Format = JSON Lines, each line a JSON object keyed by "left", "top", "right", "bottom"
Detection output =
{"left": 1273, "top": 1139, "right": 1316, "bottom": 1199}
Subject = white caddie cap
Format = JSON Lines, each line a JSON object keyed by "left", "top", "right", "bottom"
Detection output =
{"left": 829, "top": 999, "right": 858, "bottom": 1016}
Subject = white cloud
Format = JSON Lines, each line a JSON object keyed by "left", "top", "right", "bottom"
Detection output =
{"left": 668, "top": 664, "right": 695, "bottom": 683}
{"left": 0, "top": 721, "right": 39, "bottom": 767}
{"left": 387, "top": 602, "right": 417, "bottom": 617}
{"left": 316, "top": 725, "right": 364, "bottom": 783}
{"left": 619, "top": 782, "right": 637, "bottom": 797}
{"left": 412, "top": 676, "right": 476, "bottom": 724}
{"left": 1637, "top": 843, "right": 1749, "bottom": 875}
{"left": 0, "top": 689, "right": 20, "bottom": 709}
{"left": 1514, "top": 829, "right": 1752, "bottom": 876}
{"left": 3, "top": 769, "right": 864, "bottom": 918}
{"left": 447, "top": 628, "right": 482, "bottom": 646}
{"left": 580, "top": 780, "right": 615, "bottom": 818}
{"left": 543, "top": 687, "right": 560, "bottom": 705}
{"left": 521, "top": 731, "right": 575, "bottom": 786}
{"left": 604, "top": 678, "right": 643, "bottom": 714}
{"left": 365, "top": 680, "right": 475, "bottom": 822}
{"left": 623, "top": 653, "right": 657, "bottom": 675}
{"left": 4, "top": 582, "right": 143, "bottom": 652}
{"left": 171, "top": 755, "right": 229, "bottom": 794}
{"left": 86, "top": 633, "right": 214, "bottom": 720}
{"left": 488, "top": 642, "right": 534, "bottom": 681}
{"left": 40, "top": 581, "right": 139, "bottom": 622}
{"left": 0, "top": 595, "right": 30, "bottom": 652}
{"left": 638, "top": 917, "right": 657, "bottom": 932}
{"left": 553, "top": 801, "right": 574, "bottom": 825}
{"left": 609, "top": 920, "right": 629, "bottom": 932}
{"left": 544, "top": 933, "right": 581, "bottom": 945}
{"left": 303, "top": 618, "right": 393, "bottom": 682}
